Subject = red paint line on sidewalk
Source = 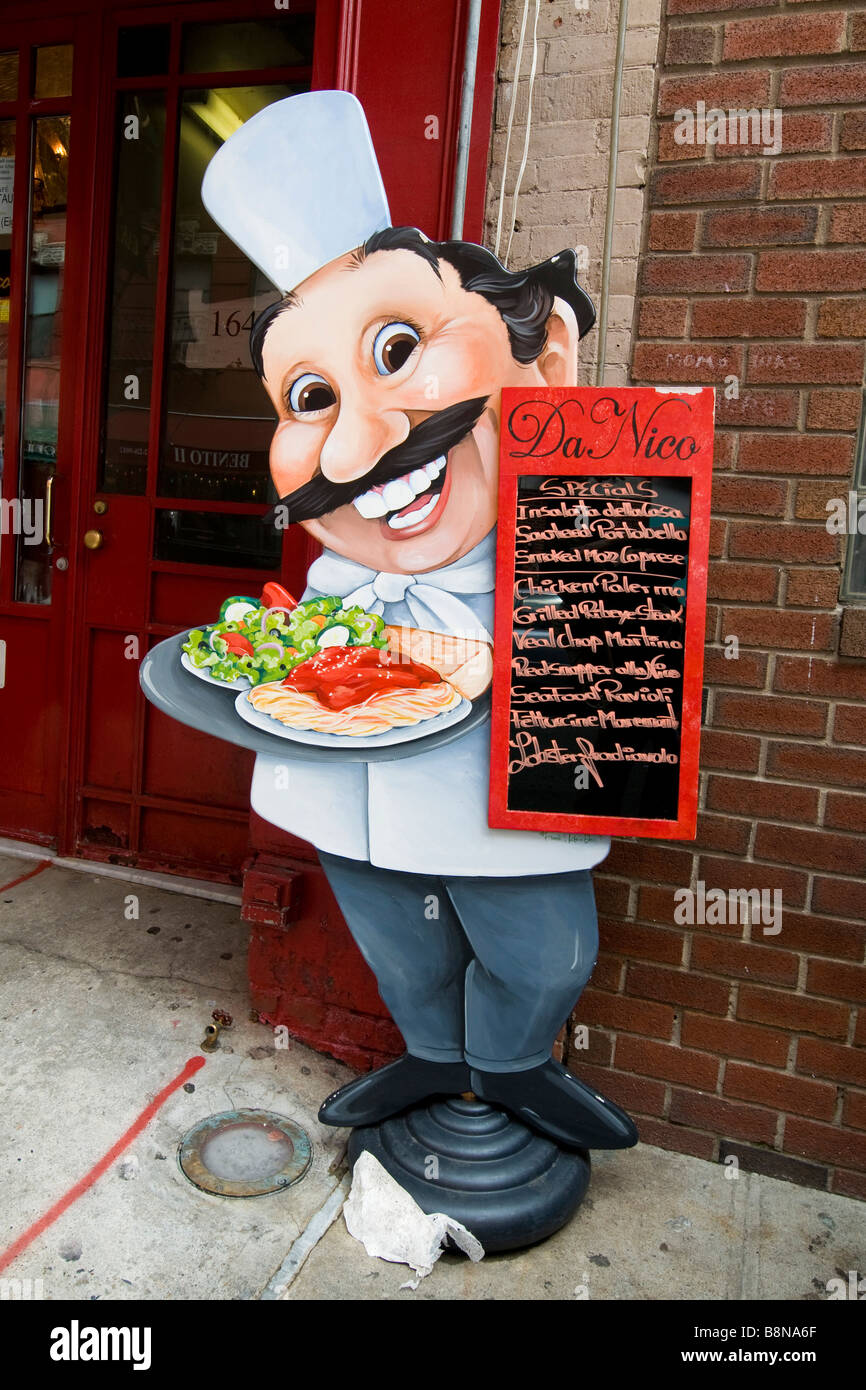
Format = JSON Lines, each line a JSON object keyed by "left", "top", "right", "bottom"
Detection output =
{"left": 0, "top": 859, "right": 52, "bottom": 894}
{"left": 0, "top": 1055, "right": 206, "bottom": 1275}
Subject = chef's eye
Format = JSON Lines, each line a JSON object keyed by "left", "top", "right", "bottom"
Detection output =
{"left": 288, "top": 373, "right": 336, "bottom": 413}
{"left": 372, "top": 322, "right": 420, "bottom": 376}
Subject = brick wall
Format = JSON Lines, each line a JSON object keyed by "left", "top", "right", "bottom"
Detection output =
{"left": 485, "top": 0, "right": 662, "bottom": 383}
{"left": 577, "top": 0, "right": 866, "bottom": 1197}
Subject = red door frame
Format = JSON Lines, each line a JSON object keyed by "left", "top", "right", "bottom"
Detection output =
{"left": 0, "top": 13, "right": 101, "bottom": 845}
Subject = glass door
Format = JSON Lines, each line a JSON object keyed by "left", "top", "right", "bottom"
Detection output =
{"left": 0, "top": 29, "right": 90, "bottom": 844}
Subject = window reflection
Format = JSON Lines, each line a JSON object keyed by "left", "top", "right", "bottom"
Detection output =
{"left": 99, "top": 92, "right": 166, "bottom": 494}
{"left": 181, "top": 18, "right": 315, "bottom": 74}
{"left": 15, "top": 116, "right": 70, "bottom": 605}
{"left": 0, "top": 52, "right": 18, "bottom": 101}
{"left": 154, "top": 509, "right": 281, "bottom": 569}
{"left": 34, "top": 45, "right": 73, "bottom": 100}
{"left": 159, "top": 85, "right": 306, "bottom": 507}
{"left": 0, "top": 120, "right": 13, "bottom": 578}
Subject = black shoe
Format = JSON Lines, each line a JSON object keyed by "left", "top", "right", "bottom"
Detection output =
{"left": 470, "top": 1059, "right": 639, "bottom": 1150}
{"left": 318, "top": 1053, "right": 472, "bottom": 1127}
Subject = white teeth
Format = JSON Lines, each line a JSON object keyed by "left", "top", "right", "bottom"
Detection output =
{"left": 352, "top": 457, "right": 448, "bottom": 521}
{"left": 352, "top": 491, "right": 389, "bottom": 519}
{"left": 387, "top": 493, "right": 439, "bottom": 530}
{"left": 409, "top": 469, "right": 430, "bottom": 496}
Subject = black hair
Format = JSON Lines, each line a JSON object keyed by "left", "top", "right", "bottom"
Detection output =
{"left": 249, "top": 226, "right": 596, "bottom": 379}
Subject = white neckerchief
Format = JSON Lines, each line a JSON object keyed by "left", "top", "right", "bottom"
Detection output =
{"left": 306, "top": 529, "right": 496, "bottom": 642}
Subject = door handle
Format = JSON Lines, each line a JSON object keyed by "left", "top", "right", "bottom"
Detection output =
{"left": 83, "top": 529, "right": 104, "bottom": 550}
{"left": 44, "top": 474, "right": 55, "bottom": 547}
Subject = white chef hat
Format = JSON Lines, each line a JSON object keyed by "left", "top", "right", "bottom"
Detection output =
{"left": 201, "top": 89, "right": 392, "bottom": 294}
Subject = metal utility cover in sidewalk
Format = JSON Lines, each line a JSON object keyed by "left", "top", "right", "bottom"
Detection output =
{"left": 179, "top": 1111, "right": 312, "bottom": 1198}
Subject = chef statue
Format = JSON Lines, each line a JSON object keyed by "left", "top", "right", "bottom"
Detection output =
{"left": 201, "top": 91, "right": 638, "bottom": 1170}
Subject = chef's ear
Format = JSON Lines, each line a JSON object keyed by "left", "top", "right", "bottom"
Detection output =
{"left": 537, "top": 295, "right": 579, "bottom": 386}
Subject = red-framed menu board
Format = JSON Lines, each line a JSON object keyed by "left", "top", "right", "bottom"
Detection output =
{"left": 489, "top": 386, "right": 714, "bottom": 840}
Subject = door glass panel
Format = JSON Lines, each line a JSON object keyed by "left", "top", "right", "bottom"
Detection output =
{"left": 154, "top": 509, "right": 281, "bottom": 569}
{"left": 15, "top": 115, "right": 70, "bottom": 605}
{"left": 99, "top": 92, "right": 166, "bottom": 495}
{"left": 0, "top": 120, "right": 13, "bottom": 576}
{"left": 117, "top": 25, "right": 171, "bottom": 79}
{"left": 181, "top": 19, "right": 315, "bottom": 73}
{"left": 33, "top": 45, "right": 73, "bottom": 100}
{"left": 0, "top": 52, "right": 18, "bottom": 101}
{"left": 158, "top": 85, "right": 306, "bottom": 510}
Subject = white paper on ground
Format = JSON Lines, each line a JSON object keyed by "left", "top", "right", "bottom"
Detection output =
{"left": 343, "top": 1151, "right": 485, "bottom": 1279}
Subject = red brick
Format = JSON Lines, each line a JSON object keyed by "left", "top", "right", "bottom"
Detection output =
{"left": 708, "top": 559, "right": 778, "bottom": 601}
{"left": 593, "top": 874, "right": 631, "bottom": 917}
{"left": 693, "top": 298, "right": 806, "bottom": 339}
{"left": 812, "top": 874, "right": 866, "bottom": 920}
{"left": 738, "top": 432, "right": 854, "bottom": 475}
{"left": 604, "top": 840, "right": 694, "bottom": 885}
{"left": 638, "top": 297, "right": 688, "bottom": 337}
{"left": 634, "top": 341, "right": 743, "bottom": 383}
{"left": 785, "top": 568, "right": 839, "bottom": 609}
{"left": 703, "top": 206, "right": 818, "bottom": 248}
{"left": 767, "top": 910, "right": 866, "bottom": 962}
{"left": 756, "top": 250, "right": 866, "bottom": 293}
{"left": 665, "top": 23, "right": 716, "bottom": 64}
{"left": 697, "top": 855, "right": 810, "bottom": 911}
{"left": 608, "top": 914, "right": 686, "bottom": 964}
{"left": 796, "top": 478, "right": 856, "bottom": 521}
{"left": 691, "top": 812, "right": 752, "bottom": 855}
{"left": 834, "top": 704, "right": 866, "bottom": 745}
{"left": 682, "top": 1011, "right": 790, "bottom": 1066}
{"left": 725, "top": 1061, "right": 837, "bottom": 1121}
{"left": 716, "top": 391, "right": 799, "bottom": 428}
{"left": 714, "top": 691, "right": 828, "bottom": 738}
{"left": 703, "top": 648, "right": 768, "bottom": 688}
{"left": 739, "top": 985, "right": 850, "bottom": 1039}
{"left": 641, "top": 256, "right": 751, "bottom": 294}
{"left": 636, "top": 1116, "right": 716, "bottom": 1160}
{"left": 771, "top": 157, "right": 866, "bottom": 201}
{"left": 747, "top": 343, "right": 864, "bottom": 385}
{"left": 832, "top": 1167, "right": 866, "bottom": 1198}
{"left": 658, "top": 70, "right": 771, "bottom": 117}
{"left": 713, "top": 477, "right": 789, "bottom": 518}
{"left": 853, "top": 12, "right": 866, "bottom": 50}
{"left": 727, "top": 524, "right": 840, "bottom": 565}
{"left": 720, "top": 604, "right": 837, "bottom": 649}
{"left": 718, "top": 112, "right": 832, "bottom": 160}
{"left": 667, "top": 0, "right": 764, "bottom": 12}
{"left": 566, "top": 1059, "right": 667, "bottom": 1118}
{"left": 691, "top": 935, "right": 800, "bottom": 987}
{"left": 648, "top": 211, "right": 697, "bottom": 252}
{"left": 840, "top": 112, "right": 866, "bottom": 152}
{"left": 706, "top": 774, "right": 819, "bottom": 825}
{"left": 806, "top": 389, "right": 862, "bottom": 432}
{"left": 843, "top": 1090, "right": 866, "bottom": 1130}
{"left": 855, "top": 1011, "right": 866, "bottom": 1047}
{"left": 767, "top": 743, "right": 866, "bottom": 791}
{"left": 628, "top": 961, "right": 733, "bottom": 1014}
{"left": 785, "top": 1116, "right": 866, "bottom": 1170}
{"left": 780, "top": 64, "right": 866, "bottom": 107}
{"left": 669, "top": 1088, "right": 777, "bottom": 1143}
{"left": 652, "top": 163, "right": 762, "bottom": 205}
{"left": 581, "top": 1026, "right": 614, "bottom": 1068}
{"left": 774, "top": 655, "right": 866, "bottom": 700}
{"left": 577, "top": 988, "right": 675, "bottom": 1040}
{"left": 709, "top": 516, "right": 727, "bottom": 557}
{"left": 807, "top": 960, "right": 866, "bottom": 1005}
{"left": 817, "top": 298, "right": 866, "bottom": 338}
{"left": 723, "top": 13, "right": 845, "bottom": 61}
{"left": 713, "top": 432, "right": 736, "bottom": 470}
{"left": 830, "top": 203, "right": 866, "bottom": 243}
{"left": 755, "top": 824, "right": 866, "bottom": 876}
{"left": 615, "top": 1035, "right": 721, "bottom": 1088}
{"left": 823, "top": 792, "right": 866, "bottom": 833}
{"left": 657, "top": 121, "right": 706, "bottom": 163}
{"left": 700, "top": 728, "right": 762, "bottom": 772}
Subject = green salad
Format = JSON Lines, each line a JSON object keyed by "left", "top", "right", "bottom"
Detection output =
{"left": 182, "top": 582, "right": 387, "bottom": 687}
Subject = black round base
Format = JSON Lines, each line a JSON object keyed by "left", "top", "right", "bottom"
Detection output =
{"left": 347, "top": 1096, "right": 591, "bottom": 1254}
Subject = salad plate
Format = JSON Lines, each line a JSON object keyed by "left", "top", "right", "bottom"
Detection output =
{"left": 180, "top": 652, "right": 250, "bottom": 691}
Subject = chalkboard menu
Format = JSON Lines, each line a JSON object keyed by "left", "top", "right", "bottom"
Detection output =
{"left": 489, "top": 387, "right": 713, "bottom": 839}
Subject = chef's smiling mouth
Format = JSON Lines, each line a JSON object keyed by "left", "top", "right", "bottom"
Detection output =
{"left": 351, "top": 452, "right": 453, "bottom": 538}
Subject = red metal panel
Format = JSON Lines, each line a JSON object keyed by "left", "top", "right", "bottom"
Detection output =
{"left": 142, "top": 701, "right": 253, "bottom": 809}
{"left": 83, "top": 627, "right": 141, "bottom": 790}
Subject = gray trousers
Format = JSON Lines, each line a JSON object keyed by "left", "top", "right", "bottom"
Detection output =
{"left": 318, "top": 852, "right": 599, "bottom": 1073}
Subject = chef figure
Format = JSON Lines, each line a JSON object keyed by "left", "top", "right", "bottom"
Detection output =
{"left": 203, "top": 91, "right": 636, "bottom": 1150}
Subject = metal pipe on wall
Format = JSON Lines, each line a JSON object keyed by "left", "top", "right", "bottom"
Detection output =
{"left": 451, "top": 0, "right": 484, "bottom": 239}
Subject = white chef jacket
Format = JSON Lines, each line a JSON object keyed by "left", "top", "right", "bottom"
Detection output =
{"left": 250, "top": 530, "right": 611, "bottom": 877}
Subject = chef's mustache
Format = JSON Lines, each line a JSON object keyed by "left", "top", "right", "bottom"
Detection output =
{"left": 266, "top": 395, "right": 489, "bottom": 526}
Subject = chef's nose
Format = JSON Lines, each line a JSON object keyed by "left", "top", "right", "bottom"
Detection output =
{"left": 319, "top": 393, "right": 410, "bottom": 484}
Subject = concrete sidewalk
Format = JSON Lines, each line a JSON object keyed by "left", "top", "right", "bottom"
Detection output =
{"left": 1, "top": 851, "right": 863, "bottom": 1301}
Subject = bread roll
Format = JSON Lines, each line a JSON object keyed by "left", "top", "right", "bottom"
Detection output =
{"left": 384, "top": 625, "right": 493, "bottom": 701}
